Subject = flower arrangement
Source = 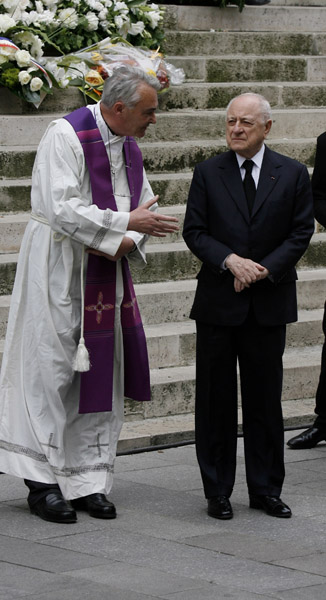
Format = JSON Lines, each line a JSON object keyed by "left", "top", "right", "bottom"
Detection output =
{"left": 53, "top": 38, "right": 185, "bottom": 102}
{"left": 0, "top": 1, "right": 165, "bottom": 104}
{"left": 0, "top": 36, "right": 53, "bottom": 106}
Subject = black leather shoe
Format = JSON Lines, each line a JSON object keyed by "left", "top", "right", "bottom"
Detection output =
{"left": 207, "top": 495, "right": 233, "bottom": 520}
{"left": 245, "top": 0, "right": 271, "bottom": 4}
{"left": 71, "top": 493, "right": 116, "bottom": 519}
{"left": 29, "top": 490, "right": 77, "bottom": 523}
{"left": 249, "top": 495, "right": 292, "bottom": 518}
{"left": 287, "top": 427, "right": 326, "bottom": 449}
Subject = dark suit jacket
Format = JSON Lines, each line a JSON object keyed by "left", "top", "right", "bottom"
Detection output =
{"left": 312, "top": 132, "right": 326, "bottom": 228}
{"left": 183, "top": 146, "right": 314, "bottom": 327}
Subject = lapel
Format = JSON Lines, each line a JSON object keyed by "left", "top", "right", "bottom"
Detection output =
{"left": 251, "top": 146, "right": 281, "bottom": 218}
{"left": 219, "top": 150, "right": 250, "bottom": 224}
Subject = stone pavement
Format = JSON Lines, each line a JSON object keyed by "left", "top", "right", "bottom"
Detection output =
{"left": 1, "top": 430, "right": 326, "bottom": 600}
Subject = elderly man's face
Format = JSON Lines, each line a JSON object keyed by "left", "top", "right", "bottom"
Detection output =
{"left": 119, "top": 83, "right": 158, "bottom": 138}
{"left": 226, "top": 96, "right": 272, "bottom": 158}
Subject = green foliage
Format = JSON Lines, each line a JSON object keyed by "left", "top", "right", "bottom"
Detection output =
{"left": 0, "top": 67, "right": 20, "bottom": 90}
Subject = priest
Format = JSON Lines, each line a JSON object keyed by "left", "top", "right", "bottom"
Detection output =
{"left": 0, "top": 65, "right": 178, "bottom": 523}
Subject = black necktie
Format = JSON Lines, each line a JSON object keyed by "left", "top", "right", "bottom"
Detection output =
{"left": 242, "top": 159, "right": 256, "bottom": 216}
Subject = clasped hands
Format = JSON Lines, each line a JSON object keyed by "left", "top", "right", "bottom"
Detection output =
{"left": 87, "top": 195, "right": 179, "bottom": 261}
{"left": 225, "top": 253, "right": 269, "bottom": 293}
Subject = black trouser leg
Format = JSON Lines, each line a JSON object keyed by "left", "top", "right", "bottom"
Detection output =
{"left": 195, "top": 322, "right": 238, "bottom": 499}
{"left": 314, "top": 302, "right": 326, "bottom": 431}
{"left": 238, "top": 319, "right": 286, "bottom": 496}
{"left": 24, "top": 479, "right": 61, "bottom": 508}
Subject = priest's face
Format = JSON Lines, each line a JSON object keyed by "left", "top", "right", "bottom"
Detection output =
{"left": 119, "top": 84, "right": 158, "bottom": 138}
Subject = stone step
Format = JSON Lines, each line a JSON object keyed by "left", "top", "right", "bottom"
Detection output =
{"left": 165, "top": 31, "right": 326, "bottom": 57}
{"left": 0, "top": 207, "right": 185, "bottom": 253}
{"left": 1, "top": 109, "right": 325, "bottom": 146}
{"left": 0, "top": 87, "right": 85, "bottom": 116}
{"left": 0, "top": 307, "right": 323, "bottom": 371}
{"left": 164, "top": 4, "right": 326, "bottom": 33}
{"left": 0, "top": 243, "right": 197, "bottom": 294}
{"left": 118, "top": 398, "right": 317, "bottom": 452}
{"left": 3, "top": 79, "right": 326, "bottom": 120}
{"left": 0, "top": 173, "right": 192, "bottom": 212}
{"left": 168, "top": 55, "right": 325, "bottom": 83}
{"left": 0, "top": 213, "right": 30, "bottom": 254}
{"left": 0, "top": 308, "right": 321, "bottom": 370}
{"left": 1, "top": 235, "right": 326, "bottom": 294}
{"left": 125, "top": 344, "right": 323, "bottom": 421}
{"left": 0, "top": 339, "right": 322, "bottom": 422}
{"left": 159, "top": 82, "right": 326, "bottom": 111}
{"left": 0, "top": 269, "right": 325, "bottom": 338}
{"left": 0, "top": 138, "right": 317, "bottom": 179}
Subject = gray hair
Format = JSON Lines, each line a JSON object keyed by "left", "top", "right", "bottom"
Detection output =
{"left": 226, "top": 93, "right": 272, "bottom": 123}
{"left": 101, "top": 64, "right": 161, "bottom": 109}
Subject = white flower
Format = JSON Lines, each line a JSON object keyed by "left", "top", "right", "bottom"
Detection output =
{"left": 104, "top": 0, "right": 112, "bottom": 6}
{"left": 98, "top": 10, "right": 107, "bottom": 21}
{"left": 147, "top": 10, "right": 161, "bottom": 29}
{"left": 15, "top": 49, "right": 31, "bottom": 67}
{"left": 128, "top": 21, "right": 145, "bottom": 36}
{"left": 41, "top": 0, "right": 57, "bottom": 6}
{"left": 18, "top": 70, "right": 32, "bottom": 85}
{"left": 86, "top": 0, "right": 103, "bottom": 9}
{"left": 35, "top": 0, "right": 44, "bottom": 13}
{"left": 14, "top": 31, "right": 35, "bottom": 47}
{"left": 86, "top": 11, "right": 99, "bottom": 31}
{"left": 99, "top": 19, "right": 109, "bottom": 29}
{"left": 150, "top": 3, "right": 159, "bottom": 9}
{"left": 0, "top": 14, "right": 16, "bottom": 33}
{"left": 0, "top": 45, "right": 16, "bottom": 59}
{"left": 115, "top": 1, "right": 128, "bottom": 10}
{"left": 20, "top": 9, "right": 53, "bottom": 26}
{"left": 58, "top": 8, "right": 79, "bottom": 29}
{"left": 30, "top": 76, "right": 43, "bottom": 91}
{"left": 2, "top": 0, "right": 18, "bottom": 9}
{"left": 114, "top": 14, "right": 124, "bottom": 29}
{"left": 14, "top": 31, "right": 44, "bottom": 60}
{"left": 0, "top": 55, "right": 8, "bottom": 65}
{"left": 31, "top": 36, "right": 44, "bottom": 60}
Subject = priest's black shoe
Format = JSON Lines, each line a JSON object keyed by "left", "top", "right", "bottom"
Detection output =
{"left": 287, "top": 426, "right": 326, "bottom": 449}
{"left": 245, "top": 0, "right": 271, "bottom": 4}
{"left": 207, "top": 496, "right": 233, "bottom": 520}
{"left": 29, "top": 491, "right": 77, "bottom": 523}
{"left": 249, "top": 495, "right": 292, "bottom": 518}
{"left": 71, "top": 493, "right": 116, "bottom": 519}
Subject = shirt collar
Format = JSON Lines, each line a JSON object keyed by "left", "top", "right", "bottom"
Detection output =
{"left": 93, "top": 101, "right": 126, "bottom": 147}
{"left": 236, "top": 144, "right": 265, "bottom": 170}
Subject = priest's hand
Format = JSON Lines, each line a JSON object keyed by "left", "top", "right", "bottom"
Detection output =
{"left": 128, "top": 196, "right": 179, "bottom": 237}
{"left": 86, "top": 237, "right": 135, "bottom": 262}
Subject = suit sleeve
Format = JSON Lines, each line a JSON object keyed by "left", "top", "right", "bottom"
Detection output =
{"left": 183, "top": 164, "right": 234, "bottom": 272}
{"left": 312, "top": 132, "right": 326, "bottom": 228}
{"left": 260, "top": 163, "right": 314, "bottom": 282}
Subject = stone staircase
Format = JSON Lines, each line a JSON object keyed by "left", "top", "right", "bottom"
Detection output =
{"left": 1, "top": 0, "right": 326, "bottom": 451}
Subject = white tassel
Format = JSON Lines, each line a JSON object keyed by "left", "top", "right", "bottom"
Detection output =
{"left": 73, "top": 244, "right": 90, "bottom": 372}
{"left": 73, "top": 337, "right": 90, "bottom": 372}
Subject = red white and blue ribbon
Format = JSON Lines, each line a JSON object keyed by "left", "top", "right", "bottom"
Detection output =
{"left": 0, "top": 36, "right": 52, "bottom": 87}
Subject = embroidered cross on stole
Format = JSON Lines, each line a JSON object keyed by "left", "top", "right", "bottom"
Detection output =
{"left": 64, "top": 107, "right": 151, "bottom": 413}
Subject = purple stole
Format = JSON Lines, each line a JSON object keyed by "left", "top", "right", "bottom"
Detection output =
{"left": 64, "top": 107, "right": 151, "bottom": 413}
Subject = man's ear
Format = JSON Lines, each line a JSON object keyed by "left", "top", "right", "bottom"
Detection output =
{"left": 264, "top": 119, "right": 272, "bottom": 136}
{"left": 114, "top": 101, "right": 125, "bottom": 116}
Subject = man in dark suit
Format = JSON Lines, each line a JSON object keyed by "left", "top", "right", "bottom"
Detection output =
{"left": 183, "top": 92, "right": 314, "bottom": 520}
{"left": 288, "top": 132, "right": 326, "bottom": 450}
